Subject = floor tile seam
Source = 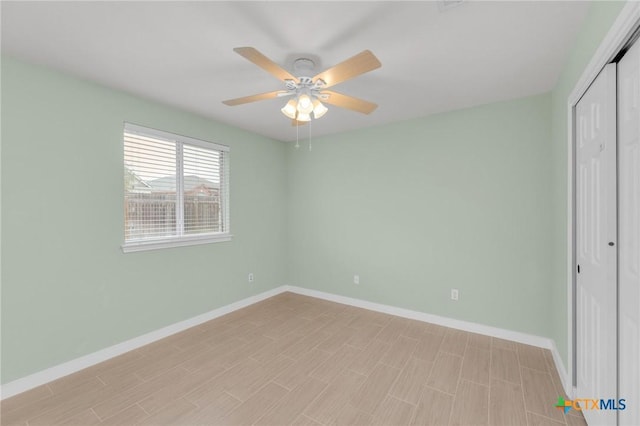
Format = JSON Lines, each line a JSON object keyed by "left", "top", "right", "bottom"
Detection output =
{"left": 385, "top": 358, "right": 416, "bottom": 406}
{"left": 493, "top": 346, "right": 519, "bottom": 354}
{"left": 1, "top": 384, "right": 56, "bottom": 417}
{"left": 92, "top": 375, "right": 108, "bottom": 387}
{"left": 181, "top": 373, "right": 230, "bottom": 408}
{"left": 527, "top": 410, "right": 569, "bottom": 425}
{"left": 343, "top": 341, "right": 368, "bottom": 351}
{"left": 455, "top": 377, "right": 490, "bottom": 424}
{"left": 93, "top": 402, "right": 135, "bottom": 422}
{"left": 451, "top": 338, "right": 466, "bottom": 400}
{"left": 488, "top": 372, "right": 522, "bottom": 385}
{"left": 516, "top": 348, "right": 551, "bottom": 374}
{"left": 488, "top": 337, "right": 493, "bottom": 388}
{"left": 371, "top": 361, "right": 402, "bottom": 376}
{"left": 49, "top": 374, "right": 109, "bottom": 396}
{"left": 440, "top": 348, "right": 466, "bottom": 357}
{"left": 519, "top": 361, "right": 553, "bottom": 375}
{"left": 378, "top": 358, "right": 410, "bottom": 371}
{"left": 495, "top": 374, "right": 528, "bottom": 426}
{"left": 519, "top": 363, "right": 568, "bottom": 426}
{"left": 171, "top": 343, "right": 186, "bottom": 353}
{"left": 90, "top": 369, "right": 185, "bottom": 417}
{"left": 244, "top": 380, "right": 295, "bottom": 426}
{"left": 88, "top": 407, "right": 104, "bottom": 423}
{"left": 444, "top": 384, "right": 455, "bottom": 425}
{"left": 219, "top": 388, "right": 260, "bottom": 420}
{"left": 277, "top": 353, "right": 299, "bottom": 363}
{"left": 12, "top": 377, "right": 116, "bottom": 424}
{"left": 467, "top": 336, "right": 492, "bottom": 351}
{"left": 489, "top": 356, "right": 529, "bottom": 424}
{"left": 488, "top": 345, "right": 522, "bottom": 384}
{"left": 231, "top": 375, "right": 291, "bottom": 405}
{"left": 518, "top": 356, "right": 532, "bottom": 424}
{"left": 491, "top": 339, "right": 518, "bottom": 352}
{"left": 135, "top": 349, "right": 220, "bottom": 383}
{"left": 460, "top": 376, "right": 491, "bottom": 388}
{"left": 344, "top": 366, "right": 370, "bottom": 379}
{"left": 486, "top": 378, "right": 494, "bottom": 426}
{"left": 438, "top": 349, "right": 465, "bottom": 358}
{"left": 376, "top": 394, "right": 418, "bottom": 424}
{"left": 134, "top": 370, "right": 205, "bottom": 414}
{"left": 385, "top": 388, "right": 420, "bottom": 409}
{"left": 130, "top": 362, "right": 192, "bottom": 384}
{"left": 520, "top": 365, "right": 554, "bottom": 379}
{"left": 490, "top": 376, "right": 527, "bottom": 387}
{"left": 273, "top": 379, "right": 331, "bottom": 426}
{"left": 421, "top": 351, "right": 440, "bottom": 404}
{"left": 299, "top": 395, "right": 333, "bottom": 426}
{"left": 487, "top": 339, "right": 501, "bottom": 426}
{"left": 460, "top": 345, "right": 491, "bottom": 387}
{"left": 421, "top": 382, "right": 458, "bottom": 401}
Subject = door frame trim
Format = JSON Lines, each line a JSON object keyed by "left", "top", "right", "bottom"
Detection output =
{"left": 566, "top": 0, "right": 640, "bottom": 398}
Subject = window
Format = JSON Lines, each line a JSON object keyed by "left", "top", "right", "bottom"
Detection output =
{"left": 122, "top": 123, "right": 230, "bottom": 252}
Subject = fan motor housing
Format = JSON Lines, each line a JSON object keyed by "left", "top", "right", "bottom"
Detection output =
{"left": 293, "top": 58, "right": 315, "bottom": 76}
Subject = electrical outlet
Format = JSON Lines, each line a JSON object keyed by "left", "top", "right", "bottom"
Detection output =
{"left": 451, "top": 288, "right": 459, "bottom": 301}
{"left": 248, "top": 273, "right": 254, "bottom": 283}
{"left": 353, "top": 274, "right": 360, "bottom": 285}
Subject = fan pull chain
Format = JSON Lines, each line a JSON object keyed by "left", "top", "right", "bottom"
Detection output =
{"left": 295, "top": 121, "right": 300, "bottom": 149}
{"left": 308, "top": 119, "right": 312, "bottom": 151}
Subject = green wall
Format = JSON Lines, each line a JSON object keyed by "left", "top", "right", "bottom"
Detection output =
{"left": 549, "top": 0, "right": 626, "bottom": 367}
{"left": 287, "top": 94, "right": 554, "bottom": 337}
{"left": 285, "top": 0, "right": 627, "bottom": 371}
{"left": 0, "top": 57, "right": 288, "bottom": 384}
{"left": 0, "top": 0, "right": 629, "bottom": 386}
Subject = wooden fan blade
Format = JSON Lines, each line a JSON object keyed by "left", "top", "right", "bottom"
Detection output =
{"left": 222, "top": 90, "right": 287, "bottom": 106}
{"left": 234, "top": 47, "right": 298, "bottom": 83}
{"left": 313, "top": 50, "right": 381, "bottom": 88}
{"left": 291, "top": 119, "right": 308, "bottom": 127}
{"left": 321, "top": 90, "right": 378, "bottom": 114}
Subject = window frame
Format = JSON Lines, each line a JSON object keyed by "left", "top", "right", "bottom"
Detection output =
{"left": 122, "top": 122, "right": 231, "bottom": 253}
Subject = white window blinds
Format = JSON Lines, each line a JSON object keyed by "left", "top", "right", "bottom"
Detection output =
{"left": 123, "top": 123, "right": 230, "bottom": 252}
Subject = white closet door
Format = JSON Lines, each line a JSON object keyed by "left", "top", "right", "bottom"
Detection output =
{"left": 576, "top": 63, "right": 618, "bottom": 426}
{"left": 618, "top": 38, "right": 640, "bottom": 426}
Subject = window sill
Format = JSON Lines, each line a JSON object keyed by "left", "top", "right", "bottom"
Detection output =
{"left": 122, "top": 233, "right": 232, "bottom": 253}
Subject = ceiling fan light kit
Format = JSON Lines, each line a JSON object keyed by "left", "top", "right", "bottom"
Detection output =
{"left": 312, "top": 99, "right": 328, "bottom": 119}
{"left": 296, "top": 112, "right": 311, "bottom": 122}
{"left": 223, "top": 47, "right": 382, "bottom": 127}
{"left": 281, "top": 99, "right": 298, "bottom": 119}
{"left": 296, "top": 93, "right": 314, "bottom": 114}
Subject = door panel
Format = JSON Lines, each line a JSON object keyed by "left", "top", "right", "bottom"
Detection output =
{"left": 576, "top": 63, "right": 617, "bottom": 426}
{"left": 618, "top": 38, "right": 640, "bottom": 426}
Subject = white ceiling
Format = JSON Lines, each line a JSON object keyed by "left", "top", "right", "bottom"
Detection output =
{"left": 1, "top": 1, "right": 589, "bottom": 142}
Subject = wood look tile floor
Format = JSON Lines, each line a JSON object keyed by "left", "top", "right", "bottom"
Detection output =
{"left": 1, "top": 293, "right": 587, "bottom": 426}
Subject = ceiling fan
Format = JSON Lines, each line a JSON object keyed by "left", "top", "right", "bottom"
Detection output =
{"left": 222, "top": 47, "right": 382, "bottom": 126}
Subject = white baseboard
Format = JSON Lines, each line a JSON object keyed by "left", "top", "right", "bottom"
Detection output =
{"left": 549, "top": 339, "right": 573, "bottom": 398}
{"left": 0, "top": 286, "right": 288, "bottom": 400}
{"left": 1, "top": 284, "right": 571, "bottom": 402}
{"left": 287, "top": 286, "right": 572, "bottom": 395}
{"left": 286, "top": 286, "right": 554, "bottom": 348}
